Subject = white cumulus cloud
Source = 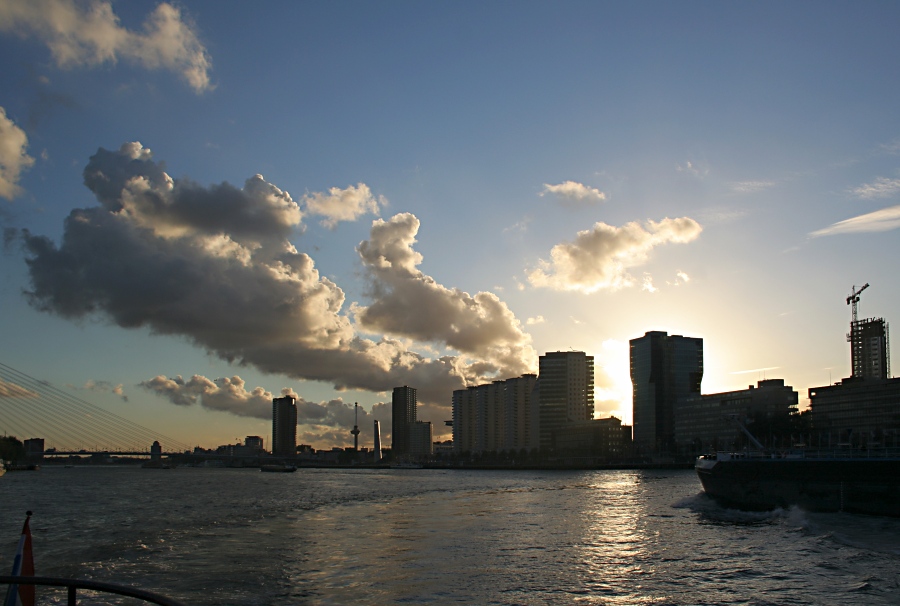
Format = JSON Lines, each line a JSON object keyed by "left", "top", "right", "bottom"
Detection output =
{"left": 303, "top": 183, "right": 385, "bottom": 228}
{"left": 0, "top": 0, "right": 213, "bottom": 93}
{"left": 540, "top": 181, "right": 606, "bottom": 205}
{"left": 0, "top": 107, "right": 35, "bottom": 199}
{"left": 528, "top": 217, "right": 703, "bottom": 293}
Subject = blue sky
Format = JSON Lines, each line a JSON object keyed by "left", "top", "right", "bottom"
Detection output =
{"left": 1, "top": 1, "right": 899, "bottom": 451}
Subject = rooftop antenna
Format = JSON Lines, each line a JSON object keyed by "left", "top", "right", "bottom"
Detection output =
{"left": 351, "top": 402, "right": 360, "bottom": 452}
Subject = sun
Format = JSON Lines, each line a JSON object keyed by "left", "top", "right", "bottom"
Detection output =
{"left": 593, "top": 339, "right": 633, "bottom": 424}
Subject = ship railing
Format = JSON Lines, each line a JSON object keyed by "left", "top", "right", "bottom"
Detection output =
{"left": 711, "top": 447, "right": 900, "bottom": 461}
{"left": 0, "top": 575, "right": 185, "bottom": 606}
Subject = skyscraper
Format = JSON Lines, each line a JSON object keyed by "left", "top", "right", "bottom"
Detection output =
{"left": 538, "top": 351, "right": 594, "bottom": 450}
{"left": 630, "top": 331, "right": 703, "bottom": 454}
{"left": 272, "top": 395, "right": 297, "bottom": 456}
{"left": 391, "top": 385, "right": 417, "bottom": 456}
{"left": 849, "top": 317, "right": 889, "bottom": 380}
{"left": 373, "top": 419, "right": 383, "bottom": 462}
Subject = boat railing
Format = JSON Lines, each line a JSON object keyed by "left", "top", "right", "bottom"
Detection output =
{"left": 709, "top": 447, "right": 900, "bottom": 461}
{"left": 0, "top": 575, "right": 185, "bottom": 606}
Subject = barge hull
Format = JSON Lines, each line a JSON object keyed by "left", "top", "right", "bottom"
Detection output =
{"left": 697, "top": 458, "right": 900, "bottom": 517}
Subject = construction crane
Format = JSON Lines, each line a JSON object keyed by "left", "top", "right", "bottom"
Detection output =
{"left": 847, "top": 283, "right": 869, "bottom": 324}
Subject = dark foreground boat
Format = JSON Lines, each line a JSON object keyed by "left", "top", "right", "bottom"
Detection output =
{"left": 696, "top": 450, "right": 900, "bottom": 517}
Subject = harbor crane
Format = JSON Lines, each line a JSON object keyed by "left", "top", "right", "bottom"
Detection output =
{"left": 846, "top": 283, "right": 869, "bottom": 324}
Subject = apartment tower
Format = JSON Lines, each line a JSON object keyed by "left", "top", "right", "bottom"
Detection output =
{"left": 391, "top": 386, "right": 417, "bottom": 456}
{"left": 272, "top": 395, "right": 298, "bottom": 456}
{"left": 538, "top": 351, "right": 594, "bottom": 451}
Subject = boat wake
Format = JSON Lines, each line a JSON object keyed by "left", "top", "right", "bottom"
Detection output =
{"left": 673, "top": 491, "right": 809, "bottom": 526}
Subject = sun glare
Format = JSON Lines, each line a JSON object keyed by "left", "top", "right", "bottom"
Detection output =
{"left": 594, "top": 339, "right": 633, "bottom": 424}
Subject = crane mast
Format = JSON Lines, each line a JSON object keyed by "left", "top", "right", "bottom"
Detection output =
{"left": 846, "top": 283, "right": 869, "bottom": 324}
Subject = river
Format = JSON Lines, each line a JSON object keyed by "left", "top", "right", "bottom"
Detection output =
{"left": 1, "top": 466, "right": 898, "bottom": 605}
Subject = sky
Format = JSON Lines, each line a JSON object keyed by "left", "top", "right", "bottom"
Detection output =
{"left": 1, "top": 1, "right": 900, "bottom": 452}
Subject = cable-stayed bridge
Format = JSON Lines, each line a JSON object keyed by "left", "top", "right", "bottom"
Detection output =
{"left": 0, "top": 362, "right": 191, "bottom": 455}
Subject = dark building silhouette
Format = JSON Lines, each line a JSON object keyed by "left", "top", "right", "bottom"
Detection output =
{"left": 631, "top": 331, "right": 703, "bottom": 454}
{"left": 149, "top": 440, "right": 162, "bottom": 461}
{"left": 675, "top": 379, "right": 798, "bottom": 452}
{"left": 849, "top": 317, "right": 890, "bottom": 380}
{"left": 272, "top": 395, "right": 297, "bottom": 456}
{"left": 809, "top": 377, "right": 900, "bottom": 448}
{"left": 538, "top": 351, "right": 594, "bottom": 451}
{"left": 392, "top": 386, "right": 417, "bottom": 456}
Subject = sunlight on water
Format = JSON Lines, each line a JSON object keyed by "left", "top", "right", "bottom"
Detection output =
{"left": 1, "top": 467, "right": 899, "bottom": 604}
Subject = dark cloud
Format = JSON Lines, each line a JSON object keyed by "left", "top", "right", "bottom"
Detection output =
{"left": 356, "top": 213, "right": 537, "bottom": 379}
{"left": 18, "top": 143, "right": 539, "bottom": 408}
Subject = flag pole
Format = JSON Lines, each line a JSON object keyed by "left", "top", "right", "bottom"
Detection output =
{"left": 4, "top": 511, "right": 34, "bottom": 606}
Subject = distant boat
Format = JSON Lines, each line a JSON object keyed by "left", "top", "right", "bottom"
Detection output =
{"left": 260, "top": 464, "right": 297, "bottom": 473}
{"left": 5, "top": 464, "right": 40, "bottom": 471}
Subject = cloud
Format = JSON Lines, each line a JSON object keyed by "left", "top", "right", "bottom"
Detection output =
{"left": 0, "top": 107, "right": 35, "bottom": 199}
{"left": 641, "top": 274, "right": 657, "bottom": 293}
{"left": 809, "top": 205, "right": 900, "bottom": 237}
{"left": 849, "top": 177, "right": 900, "bottom": 200}
{"left": 140, "top": 374, "right": 289, "bottom": 418}
{"left": 303, "top": 183, "right": 385, "bottom": 228}
{"left": 526, "top": 316, "right": 545, "bottom": 325}
{"left": 0, "top": 0, "right": 213, "bottom": 93}
{"left": 540, "top": 181, "right": 606, "bottom": 205}
{"left": 16, "top": 143, "right": 533, "bottom": 408}
{"left": 676, "top": 161, "right": 708, "bottom": 178}
{"left": 355, "top": 213, "right": 538, "bottom": 380}
{"left": 730, "top": 367, "right": 780, "bottom": 375}
{"left": 527, "top": 217, "right": 703, "bottom": 293}
{"left": 0, "top": 379, "right": 38, "bottom": 398}
{"left": 69, "top": 379, "right": 128, "bottom": 402}
{"left": 141, "top": 373, "right": 399, "bottom": 449}
{"left": 729, "top": 180, "right": 775, "bottom": 194}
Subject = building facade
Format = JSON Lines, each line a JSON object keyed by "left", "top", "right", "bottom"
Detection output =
{"left": 410, "top": 420, "right": 433, "bottom": 458}
{"left": 538, "top": 351, "right": 594, "bottom": 451}
{"left": 373, "top": 419, "right": 383, "bottom": 462}
{"left": 553, "top": 416, "right": 627, "bottom": 459}
{"left": 453, "top": 374, "right": 539, "bottom": 455}
{"left": 272, "top": 395, "right": 298, "bottom": 456}
{"left": 809, "top": 377, "right": 900, "bottom": 447}
{"left": 850, "top": 317, "right": 890, "bottom": 380}
{"left": 631, "top": 331, "right": 703, "bottom": 454}
{"left": 391, "top": 385, "right": 417, "bottom": 456}
{"left": 674, "top": 379, "right": 799, "bottom": 453}
{"left": 504, "top": 373, "right": 538, "bottom": 452}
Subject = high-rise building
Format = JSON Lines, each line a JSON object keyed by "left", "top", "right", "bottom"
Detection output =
{"left": 272, "top": 395, "right": 298, "bottom": 456}
{"left": 475, "top": 380, "right": 504, "bottom": 453}
{"left": 391, "top": 386, "right": 417, "bottom": 456}
{"left": 504, "top": 374, "right": 538, "bottom": 452}
{"left": 410, "top": 421, "right": 433, "bottom": 458}
{"left": 373, "top": 420, "right": 383, "bottom": 462}
{"left": 453, "top": 373, "right": 539, "bottom": 455}
{"left": 538, "top": 351, "right": 594, "bottom": 451}
{"left": 631, "top": 331, "right": 703, "bottom": 454}
{"left": 849, "top": 317, "right": 890, "bottom": 380}
{"left": 452, "top": 386, "right": 477, "bottom": 453}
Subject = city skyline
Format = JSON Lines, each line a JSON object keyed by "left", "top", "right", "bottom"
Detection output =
{"left": 1, "top": 2, "right": 900, "bottom": 450}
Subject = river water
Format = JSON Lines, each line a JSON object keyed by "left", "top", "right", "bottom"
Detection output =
{"left": 1, "top": 466, "right": 899, "bottom": 605}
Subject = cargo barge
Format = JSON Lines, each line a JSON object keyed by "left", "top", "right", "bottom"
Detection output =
{"left": 696, "top": 450, "right": 900, "bottom": 517}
